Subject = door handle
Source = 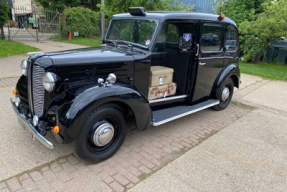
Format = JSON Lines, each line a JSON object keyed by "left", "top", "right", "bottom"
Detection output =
{"left": 196, "top": 44, "right": 199, "bottom": 56}
{"left": 199, "top": 62, "right": 206, "bottom": 66}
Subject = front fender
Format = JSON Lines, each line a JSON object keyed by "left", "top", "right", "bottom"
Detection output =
{"left": 49, "top": 83, "right": 151, "bottom": 142}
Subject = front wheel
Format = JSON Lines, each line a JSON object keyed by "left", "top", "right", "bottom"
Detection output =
{"left": 75, "top": 104, "right": 127, "bottom": 163}
{"left": 213, "top": 78, "right": 234, "bottom": 111}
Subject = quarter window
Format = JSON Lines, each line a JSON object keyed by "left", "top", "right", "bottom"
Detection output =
{"left": 200, "top": 24, "right": 223, "bottom": 52}
{"left": 226, "top": 25, "right": 238, "bottom": 52}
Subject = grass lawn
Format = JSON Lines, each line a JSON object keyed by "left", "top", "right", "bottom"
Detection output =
{"left": 0, "top": 40, "right": 40, "bottom": 58}
{"left": 49, "top": 35, "right": 102, "bottom": 47}
{"left": 240, "top": 62, "right": 287, "bottom": 81}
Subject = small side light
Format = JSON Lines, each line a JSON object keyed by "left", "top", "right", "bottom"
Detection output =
{"left": 107, "top": 73, "right": 117, "bottom": 84}
{"left": 53, "top": 126, "right": 60, "bottom": 134}
{"left": 13, "top": 90, "right": 19, "bottom": 95}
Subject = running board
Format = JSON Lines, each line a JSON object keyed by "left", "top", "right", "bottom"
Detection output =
{"left": 152, "top": 99, "right": 219, "bottom": 126}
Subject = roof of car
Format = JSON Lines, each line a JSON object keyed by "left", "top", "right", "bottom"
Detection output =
{"left": 113, "top": 12, "right": 237, "bottom": 26}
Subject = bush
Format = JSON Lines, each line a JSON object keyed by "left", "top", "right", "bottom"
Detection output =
{"left": 63, "top": 7, "right": 100, "bottom": 38}
{"left": 239, "top": 0, "right": 287, "bottom": 62}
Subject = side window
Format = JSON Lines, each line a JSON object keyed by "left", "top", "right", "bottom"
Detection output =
{"left": 226, "top": 25, "right": 238, "bottom": 52}
{"left": 167, "top": 24, "right": 179, "bottom": 43}
{"left": 200, "top": 24, "right": 223, "bottom": 52}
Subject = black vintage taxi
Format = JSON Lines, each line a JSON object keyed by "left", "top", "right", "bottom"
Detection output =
{"left": 11, "top": 7, "right": 241, "bottom": 163}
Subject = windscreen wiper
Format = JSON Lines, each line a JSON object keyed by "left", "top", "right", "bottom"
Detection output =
{"left": 115, "top": 40, "right": 133, "bottom": 50}
{"left": 105, "top": 40, "right": 117, "bottom": 46}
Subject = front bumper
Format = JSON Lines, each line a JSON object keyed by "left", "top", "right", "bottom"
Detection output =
{"left": 10, "top": 98, "right": 54, "bottom": 149}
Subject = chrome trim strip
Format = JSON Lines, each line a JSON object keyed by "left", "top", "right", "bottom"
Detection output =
{"left": 27, "top": 61, "right": 34, "bottom": 114}
{"left": 149, "top": 95, "right": 188, "bottom": 104}
{"left": 11, "top": 99, "right": 54, "bottom": 149}
{"left": 199, "top": 56, "right": 234, "bottom": 60}
{"left": 152, "top": 100, "right": 220, "bottom": 126}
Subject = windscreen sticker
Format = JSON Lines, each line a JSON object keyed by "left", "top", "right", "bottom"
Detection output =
{"left": 145, "top": 39, "right": 150, "bottom": 46}
{"left": 183, "top": 33, "right": 192, "bottom": 41}
{"left": 110, "top": 35, "right": 115, "bottom": 39}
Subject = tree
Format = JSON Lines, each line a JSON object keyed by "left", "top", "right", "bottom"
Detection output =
{"left": 0, "top": 2, "right": 9, "bottom": 40}
{"left": 214, "top": 0, "right": 271, "bottom": 25}
{"left": 84, "top": 0, "right": 101, "bottom": 11}
{"left": 35, "top": 0, "right": 81, "bottom": 12}
{"left": 99, "top": 0, "right": 195, "bottom": 18}
{"left": 239, "top": 0, "right": 287, "bottom": 62}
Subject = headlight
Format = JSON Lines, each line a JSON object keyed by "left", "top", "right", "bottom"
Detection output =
{"left": 43, "top": 72, "right": 56, "bottom": 92}
{"left": 20, "top": 60, "right": 28, "bottom": 76}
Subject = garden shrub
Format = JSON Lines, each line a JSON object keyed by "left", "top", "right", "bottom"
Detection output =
{"left": 63, "top": 7, "right": 100, "bottom": 38}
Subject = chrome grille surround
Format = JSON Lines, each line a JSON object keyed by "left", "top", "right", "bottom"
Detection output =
{"left": 32, "top": 65, "right": 45, "bottom": 117}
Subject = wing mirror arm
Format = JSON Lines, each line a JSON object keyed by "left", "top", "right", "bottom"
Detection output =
{"left": 237, "top": 57, "right": 244, "bottom": 62}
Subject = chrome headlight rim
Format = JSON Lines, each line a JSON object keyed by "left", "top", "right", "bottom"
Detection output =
{"left": 43, "top": 72, "right": 56, "bottom": 92}
{"left": 20, "top": 60, "right": 28, "bottom": 76}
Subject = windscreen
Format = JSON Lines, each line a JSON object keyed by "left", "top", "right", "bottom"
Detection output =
{"left": 106, "top": 19, "right": 158, "bottom": 47}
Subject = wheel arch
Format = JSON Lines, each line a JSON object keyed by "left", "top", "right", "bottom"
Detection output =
{"left": 211, "top": 63, "right": 240, "bottom": 98}
{"left": 49, "top": 84, "right": 151, "bottom": 143}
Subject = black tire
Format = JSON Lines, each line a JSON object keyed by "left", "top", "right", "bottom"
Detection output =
{"left": 75, "top": 104, "right": 127, "bottom": 163}
{"left": 213, "top": 78, "right": 234, "bottom": 111}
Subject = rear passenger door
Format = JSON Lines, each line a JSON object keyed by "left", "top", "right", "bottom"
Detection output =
{"left": 192, "top": 23, "right": 225, "bottom": 103}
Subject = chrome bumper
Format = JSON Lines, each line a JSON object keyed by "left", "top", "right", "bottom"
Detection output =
{"left": 10, "top": 98, "right": 54, "bottom": 149}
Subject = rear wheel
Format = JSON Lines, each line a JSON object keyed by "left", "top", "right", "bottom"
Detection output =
{"left": 75, "top": 104, "right": 127, "bottom": 163}
{"left": 213, "top": 78, "right": 234, "bottom": 111}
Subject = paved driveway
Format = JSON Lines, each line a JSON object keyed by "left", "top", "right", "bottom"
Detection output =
{"left": 130, "top": 78, "right": 287, "bottom": 192}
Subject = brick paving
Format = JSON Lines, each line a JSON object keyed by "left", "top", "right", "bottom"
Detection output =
{"left": 0, "top": 78, "right": 18, "bottom": 88}
{"left": 0, "top": 103, "right": 252, "bottom": 192}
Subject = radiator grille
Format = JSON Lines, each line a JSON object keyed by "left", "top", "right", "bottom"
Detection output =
{"left": 32, "top": 65, "right": 45, "bottom": 117}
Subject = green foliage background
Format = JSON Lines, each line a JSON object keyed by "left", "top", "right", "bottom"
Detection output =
{"left": 100, "top": 0, "right": 194, "bottom": 18}
{"left": 239, "top": 0, "right": 287, "bottom": 62}
{"left": 63, "top": 7, "right": 101, "bottom": 38}
{"left": 35, "top": 0, "right": 102, "bottom": 12}
{"left": 215, "top": 0, "right": 287, "bottom": 63}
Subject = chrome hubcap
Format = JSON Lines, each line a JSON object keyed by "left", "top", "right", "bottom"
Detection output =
{"left": 221, "top": 87, "right": 230, "bottom": 101}
{"left": 93, "top": 123, "right": 115, "bottom": 147}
